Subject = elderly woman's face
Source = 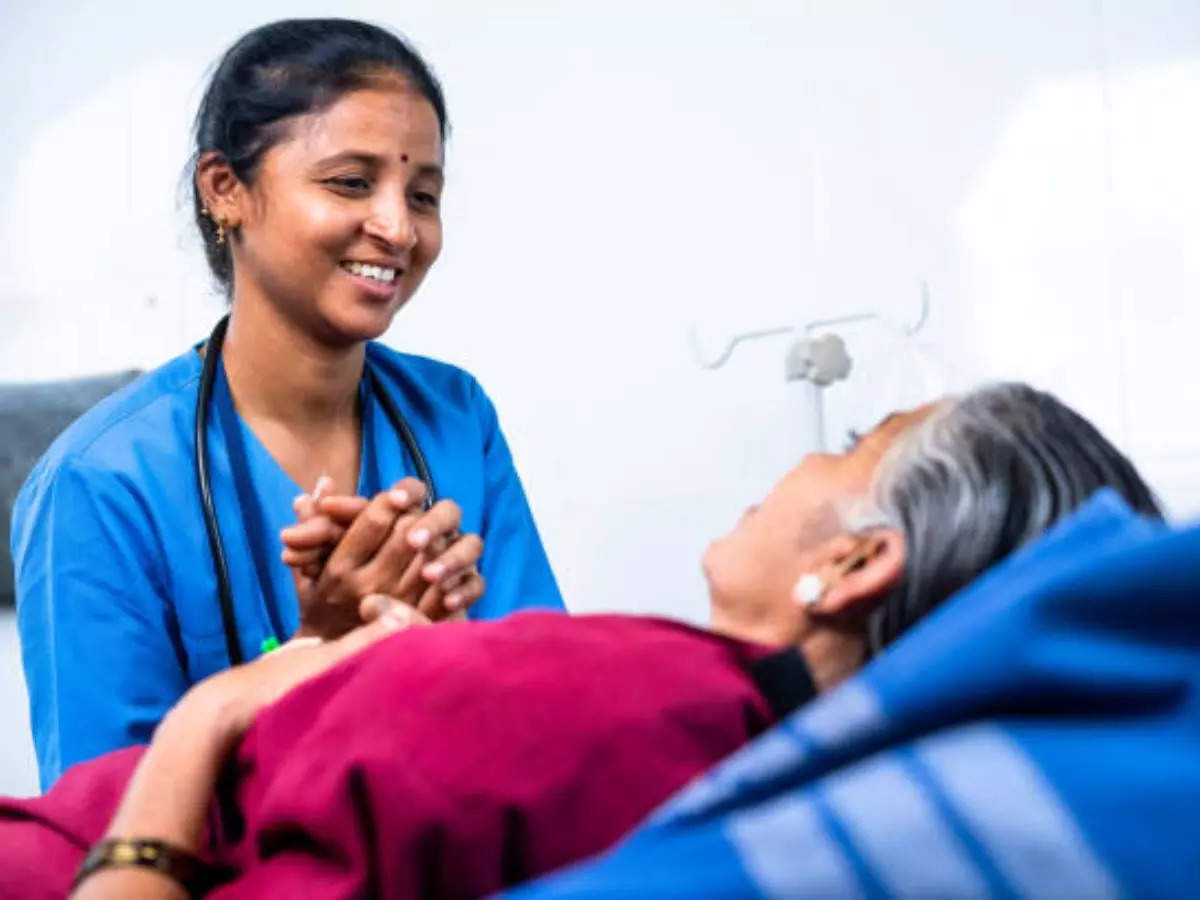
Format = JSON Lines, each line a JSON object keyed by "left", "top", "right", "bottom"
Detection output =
{"left": 703, "top": 406, "right": 930, "bottom": 621}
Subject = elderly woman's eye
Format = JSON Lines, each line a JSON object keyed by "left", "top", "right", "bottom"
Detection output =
{"left": 843, "top": 430, "right": 863, "bottom": 452}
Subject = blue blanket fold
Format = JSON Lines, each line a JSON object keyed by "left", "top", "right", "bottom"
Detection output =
{"left": 511, "top": 490, "right": 1200, "bottom": 897}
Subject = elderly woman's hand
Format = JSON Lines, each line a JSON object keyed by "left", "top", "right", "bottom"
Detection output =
{"left": 279, "top": 478, "right": 486, "bottom": 640}
{"left": 74, "top": 603, "right": 430, "bottom": 900}
{"left": 189, "top": 599, "right": 430, "bottom": 746}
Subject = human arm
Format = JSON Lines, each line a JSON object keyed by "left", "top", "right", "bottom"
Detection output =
{"left": 13, "top": 461, "right": 190, "bottom": 789}
{"left": 70, "top": 602, "right": 427, "bottom": 899}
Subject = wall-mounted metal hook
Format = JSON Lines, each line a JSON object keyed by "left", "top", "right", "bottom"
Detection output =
{"left": 688, "top": 281, "right": 931, "bottom": 371}
{"left": 687, "top": 323, "right": 794, "bottom": 370}
{"left": 803, "top": 280, "right": 930, "bottom": 337}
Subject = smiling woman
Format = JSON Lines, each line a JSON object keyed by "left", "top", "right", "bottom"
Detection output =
{"left": 196, "top": 75, "right": 447, "bottom": 346}
{"left": 11, "top": 18, "right": 564, "bottom": 791}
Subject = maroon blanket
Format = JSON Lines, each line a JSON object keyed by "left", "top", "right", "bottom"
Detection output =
{"left": 0, "top": 613, "right": 775, "bottom": 898}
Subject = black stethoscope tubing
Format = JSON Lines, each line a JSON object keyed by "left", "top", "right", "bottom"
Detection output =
{"left": 194, "top": 314, "right": 436, "bottom": 665}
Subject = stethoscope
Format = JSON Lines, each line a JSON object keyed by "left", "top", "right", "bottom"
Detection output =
{"left": 194, "top": 314, "right": 437, "bottom": 665}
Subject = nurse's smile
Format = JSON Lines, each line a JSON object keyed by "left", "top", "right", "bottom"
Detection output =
{"left": 339, "top": 260, "right": 403, "bottom": 303}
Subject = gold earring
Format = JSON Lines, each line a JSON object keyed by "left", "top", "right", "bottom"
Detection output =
{"left": 202, "top": 207, "right": 227, "bottom": 246}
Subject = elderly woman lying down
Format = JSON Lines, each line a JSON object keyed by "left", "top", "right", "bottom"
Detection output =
{"left": 0, "top": 383, "right": 1160, "bottom": 899}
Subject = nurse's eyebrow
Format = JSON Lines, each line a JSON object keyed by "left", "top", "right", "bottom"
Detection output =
{"left": 313, "top": 150, "right": 381, "bottom": 170}
{"left": 412, "top": 163, "right": 444, "bottom": 184}
{"left": 313, "top": 151, "right": 444, "bottom": 182}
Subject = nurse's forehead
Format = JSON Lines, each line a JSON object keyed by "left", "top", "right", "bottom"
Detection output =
{"left": 284, "top": 88, "right": 442, "bottom": 158}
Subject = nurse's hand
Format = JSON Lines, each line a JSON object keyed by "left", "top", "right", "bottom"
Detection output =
{"left": 327, "top": 488, "right": 485, "bottom": 621}
{"left": 281, "top": 480, "right": 484, "bottom": 639}
{"left": 307, "top": 481, "right": 486, "bottom": 622}
{"left": 396, "top": 498, "right": 487, "bottom": 620}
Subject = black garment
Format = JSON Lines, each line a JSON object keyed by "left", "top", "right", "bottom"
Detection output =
{"left": 747, "top": 648, "right": 817, "bottom": 719}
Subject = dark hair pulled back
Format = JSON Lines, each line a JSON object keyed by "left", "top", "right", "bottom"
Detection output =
{"left": 191, "top": 18, "right": 448, "bottom": 289}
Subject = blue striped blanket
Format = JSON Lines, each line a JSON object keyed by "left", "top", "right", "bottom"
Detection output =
{"left": 510, "top": 490, "right": 1200, "bottom": 897}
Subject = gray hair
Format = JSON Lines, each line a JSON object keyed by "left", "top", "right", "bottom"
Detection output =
{"left": 849, "top": 383, "right": 1162, "bottom": 652}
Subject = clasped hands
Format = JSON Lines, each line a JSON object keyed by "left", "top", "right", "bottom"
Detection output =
{"left": 279, "top": 476, "right": 485, "bottom": 640}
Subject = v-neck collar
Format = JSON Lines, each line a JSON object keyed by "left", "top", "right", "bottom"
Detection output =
{"left": 212, "top": 358, "right": 380, "bottom": 498}
{"left": 208, "top": 358, "right": 384, "bottom": 642}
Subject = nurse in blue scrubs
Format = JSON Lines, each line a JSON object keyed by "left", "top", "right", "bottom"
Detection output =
{"left": 11, "top": 18, "right": 564, "bottom": 789}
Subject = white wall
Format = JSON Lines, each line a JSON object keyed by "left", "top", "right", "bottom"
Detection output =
{"left": 2, "top": 0, "right": 1199, "bottom": 796}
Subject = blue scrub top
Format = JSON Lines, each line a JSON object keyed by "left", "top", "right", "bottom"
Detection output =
{"left": 12, "top": 342, "right": 564, "bottom": 789}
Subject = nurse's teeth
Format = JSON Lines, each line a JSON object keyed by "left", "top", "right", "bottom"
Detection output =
{"left": 343, "top": 261, "right": 397, "bottom": 284}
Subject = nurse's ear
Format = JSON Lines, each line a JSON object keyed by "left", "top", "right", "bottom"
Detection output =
{"left": 195, "top": 151, "right": 246, "bottom": 234}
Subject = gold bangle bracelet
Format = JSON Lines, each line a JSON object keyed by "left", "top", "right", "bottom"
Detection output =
{"left": 71, "top": 837, "right": 226, "bottom": 897}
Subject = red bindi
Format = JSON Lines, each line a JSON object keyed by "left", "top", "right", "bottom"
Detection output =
{"left": 401, "top": 153, "right": 409, "bottom": 163}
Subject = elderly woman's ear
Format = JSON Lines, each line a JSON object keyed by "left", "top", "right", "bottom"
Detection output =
{"left": 794, "top": 530, "right": 906, "bottom": 620}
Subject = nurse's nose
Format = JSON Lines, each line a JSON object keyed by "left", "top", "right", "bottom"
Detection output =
{"left": 364, "top": 191, "right": 418, "bottom": 251}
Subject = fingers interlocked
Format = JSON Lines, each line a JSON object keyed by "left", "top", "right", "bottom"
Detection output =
{"left": 279, "top": 476, "right": 485, "bottom": 639}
